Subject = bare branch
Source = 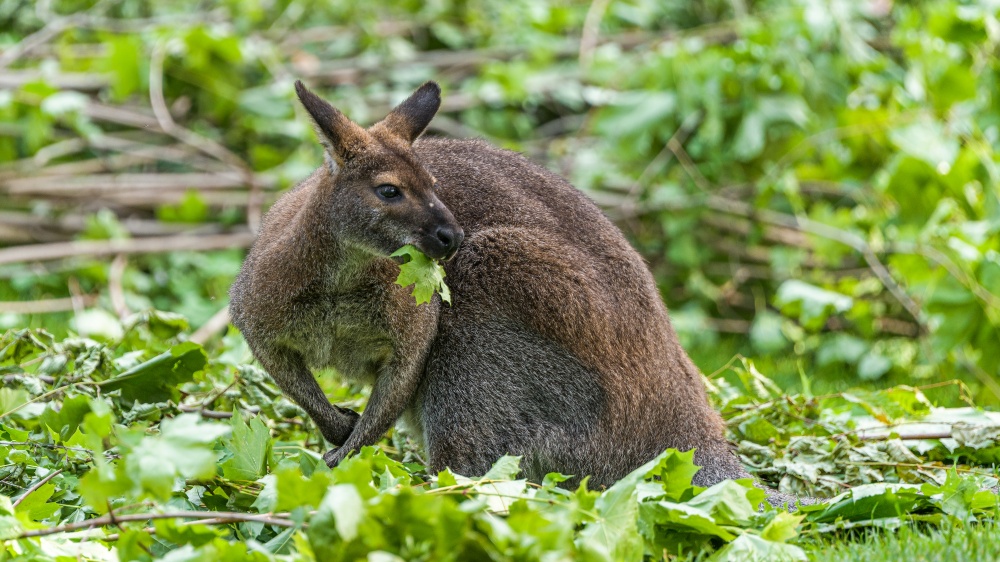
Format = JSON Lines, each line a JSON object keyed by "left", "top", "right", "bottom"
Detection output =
{"left": 189, "top": 307, "right": 232, "bottom": 345}
{"left": 0, "top": 232, "right": 255, "bottom": 266}
{"left": 12, "top": 469, "right": 64, "bottom": 508}
{"left": 0, "top": 296, "right": 98, "bottom": 314}
{"left": 16, "top": 510, "right": 299, "bottom": 539}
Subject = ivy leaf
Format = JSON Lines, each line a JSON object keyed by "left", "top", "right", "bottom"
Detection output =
{"left": 391, "top": 245, "right": 451, "bottom": 305}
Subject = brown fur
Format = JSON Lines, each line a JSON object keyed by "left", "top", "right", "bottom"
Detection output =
{"left": 230, "top": 81, "right": 755, "bottom": 489}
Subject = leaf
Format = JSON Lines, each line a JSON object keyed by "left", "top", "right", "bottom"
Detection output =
{"left": 391, "top": 245, "right": 452, "bottom": 305}
{"left": 577, "top": 451, "right": 663, "bottom": 562}
{"left": 102, "top": 342, "right": 208, "bottom": 403}
{"left": 759, "top": 512, "right": 804, "bottom": 543}
{"left": 308, "top": 484, "right": 365, "bottom": 557}
{"left": 889, "top": 117, "right": 959, "bottom": 173}
{"left": 0, "top": 496, "right": 23, "bottom": 540}
{"left": 712, "top": 533, "right": 807, "bottom": 562}
{"left": 685, "top": 480, "right": 760, "bottom": 527}
{"left": 775, "top": 280, "right": 853, "bottom": 330}
{"left": 750, "top": 311, "right": 788, "bottom": 354}
{"left": 482, "top": 455, "right": 522, "bottom": 480}
{"left": 649, "top": 448, "right": 702, "bottom": 502}
{"left": 804, "top": 483, "right": 928, "bottom": 524}
{"left": 220, "top": 410, "right": 271, "bottom": 481}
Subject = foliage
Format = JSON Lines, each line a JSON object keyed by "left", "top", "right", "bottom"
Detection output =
{"left": 391, "top": 245, "right": 451, "bottom": 305}
{"left": 2, "top": 326, "right": 1000, "bottom": 560}
{"left": 2, "top": 0, "right": 1000, "bottom": 558}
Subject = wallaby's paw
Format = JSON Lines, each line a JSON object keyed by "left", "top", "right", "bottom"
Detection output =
{"left": 320, "top": 407, "right": 360, "bottom": 446}
{"left": 323, "top": 446, "right": 353, "bottom": 467}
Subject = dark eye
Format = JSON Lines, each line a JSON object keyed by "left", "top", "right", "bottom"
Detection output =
{"left": 376, "top": 184, "right": 401, "bottom": 200}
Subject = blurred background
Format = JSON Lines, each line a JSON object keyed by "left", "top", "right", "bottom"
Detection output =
{"left": 0, "top": 0, "right": 997, "bottom": 404}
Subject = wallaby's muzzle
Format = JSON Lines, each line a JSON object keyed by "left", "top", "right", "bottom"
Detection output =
{"left": 417, "top": 223, "right": 464, "bottom": 261}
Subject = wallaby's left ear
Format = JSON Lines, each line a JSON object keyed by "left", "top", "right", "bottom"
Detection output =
{"left": 375, "top": 81, "right": 441, "bottom": 144}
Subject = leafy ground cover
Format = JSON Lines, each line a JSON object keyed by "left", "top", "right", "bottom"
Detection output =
{"left": 1, "top": 322, "right": 1000, "bottom": 561}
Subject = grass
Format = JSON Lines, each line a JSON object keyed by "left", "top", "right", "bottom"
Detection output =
{"left": 809, "top": 521, "right": 1000, "bottom": 562}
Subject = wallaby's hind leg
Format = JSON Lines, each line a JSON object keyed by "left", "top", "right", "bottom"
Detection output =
{"left": 417, "top": 321, "right": 603, "bottom": 481}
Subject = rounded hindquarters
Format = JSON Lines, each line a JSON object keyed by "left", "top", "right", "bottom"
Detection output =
{"left": 416, "top": 320, "right": 614, "bottom": 483}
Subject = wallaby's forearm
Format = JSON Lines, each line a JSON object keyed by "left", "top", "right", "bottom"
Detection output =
{"left": 256, "top": 348, "right": 358, "bottom": 446}
{"left": 324, "top": 335, "right": 431, "bottom": 465}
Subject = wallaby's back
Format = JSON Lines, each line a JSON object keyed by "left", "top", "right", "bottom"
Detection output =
{"left": 410, "top": 137, "right": 747, "bottom": 486}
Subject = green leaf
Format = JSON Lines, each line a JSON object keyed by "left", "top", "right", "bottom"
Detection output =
{"left": 391, "top": 245, "right": 452, "bottom": 305}
{"left": 775, "top": 280, "right": 853, "bottom": 330}
{"left": 577, "top": 451, "right": 663, "bottom": 562}
{"left": 713, "top": 533, "right": 807, "bottom": 562}
{"left": 760, "top": 512, "right": 804, "bottom": 543}
{"left": 889, "top": 117, "right": 959, "bottom": 173}
{"left": 220, "top": 409, "right": 271, "bottom": 482}
{"left": 482, "top": 455, "right": 522, "bottom": 480}
{"left": 102, "top": 342, "right": 208, "bottom": 403}
{"left": 649, "top": 449, "right": 702, "bottom": 502}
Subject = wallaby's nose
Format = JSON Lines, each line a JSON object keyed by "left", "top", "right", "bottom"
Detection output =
{"left": 434, "top": 226, "right": 464, "bottom": 260}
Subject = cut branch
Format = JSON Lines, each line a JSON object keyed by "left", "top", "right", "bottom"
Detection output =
{"left": 16, "top": 510, "right": 298, "bottom": 539}
{"left": 0, "top": 232, "right": 255, "bottom": 266}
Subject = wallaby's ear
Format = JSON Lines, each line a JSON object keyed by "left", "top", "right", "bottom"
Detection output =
{"left": 375, "top": 81, "right": 441, "bottom": 144}
{"left": 295, "top": 80, "right": 368, "bottom": 165}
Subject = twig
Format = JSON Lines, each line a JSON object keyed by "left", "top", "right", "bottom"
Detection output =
{"left": 176, "top": 406, "right": 244, "bottom": 419}
{"left": 0, "top": 232, "right": 255, "bottom": 266}
{"left": 0, "top": 296, "right": 98, "bottom": 314}
{"left": 16, "top": 510, "right": 298, "bottom": 539}
{"left": 2, "top": 172, "right": 256, "bottom": 196}
{"left": 579, "top": 0, "right": 612, "bottom": 68}
{"left": 109, "top": 254, "right": 129, "bottom": 320}
{"left": 12, "top": 469, "right": 64, "bottom": 508}
{"left": 619, "top": 111, "right": 703, "bottom": 218}
{"left": 857, "top": 431, "right": 953, "bottom": 442}
{"left": 0, "top": 16, "right": 81, "bottom": 69}
{"left": 189, "top": 307, "right": 232, "bottom": 345}
{"left": 149, "top": 40, "right": 263, "bottom": 233}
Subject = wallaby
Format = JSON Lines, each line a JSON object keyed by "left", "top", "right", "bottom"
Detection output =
{"left": 230, "top": 80, "right": 771, "bottom": 494}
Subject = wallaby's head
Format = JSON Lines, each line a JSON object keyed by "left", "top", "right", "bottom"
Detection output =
{"left": 294, "top": 80, "right": 463, "bottom": 261}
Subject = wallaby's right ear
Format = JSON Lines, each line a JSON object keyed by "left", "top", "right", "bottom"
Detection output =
{"left": 295, "top": 81, "right": 368, "bottom": 165}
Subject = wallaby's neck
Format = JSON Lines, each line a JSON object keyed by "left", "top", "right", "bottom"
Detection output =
{"left": 298, "top": 171, "right": 389, "bottom": 288}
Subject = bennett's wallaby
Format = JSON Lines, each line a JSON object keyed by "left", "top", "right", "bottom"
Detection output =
{"left": 230, "top": 80, "right": 752, "bottom": 488}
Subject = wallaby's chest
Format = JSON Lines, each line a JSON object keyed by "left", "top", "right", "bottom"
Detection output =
{"left": 280, "top": 280, "right": 395, "bottom": 384}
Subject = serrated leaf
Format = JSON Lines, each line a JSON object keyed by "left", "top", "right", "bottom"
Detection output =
{"left": 391, "top": 245, "right": 451, "bottom": 305}
{"left": 221, "top": 410, "right": 271, "bottom": 482}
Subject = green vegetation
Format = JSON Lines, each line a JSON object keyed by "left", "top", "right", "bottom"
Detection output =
{"left": 1, "top": 327, "right": 1000, "bottom": 560}
{"left": 1, "top": 0, "right": 999, "bottom": 559}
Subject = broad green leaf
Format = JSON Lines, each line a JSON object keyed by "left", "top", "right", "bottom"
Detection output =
{"left": 102, "top": 342, "right": 208, "bottom": 403}
{"left": 760, "top": 512, "right": 804, "bottom": 543}
{"left": 889, "top": 118, "right": 959, "bottom": 173}
{"left": 577, "top": 451, "right": 663, "bottom": 562}
{"left": 482, "top": 455, "right": 522, "bottom": 480}
{"left": 712, "top": 533, "right": 807, "bottom": 562}
{"left": 775, "top": 280, "right": 853, "bottom": 330}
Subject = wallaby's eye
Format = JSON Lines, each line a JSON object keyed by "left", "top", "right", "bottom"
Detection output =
{"left": 376, "top": 184, "right": 401, "bottom": 200}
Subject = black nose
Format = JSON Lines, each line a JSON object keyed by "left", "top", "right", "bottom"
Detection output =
{"left": 434, "top": 226, "right": 464, "bottom": 259}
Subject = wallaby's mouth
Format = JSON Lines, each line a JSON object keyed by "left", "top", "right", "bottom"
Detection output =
{"left": 417, "top": 225, "right": 464, "bottom": 261}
